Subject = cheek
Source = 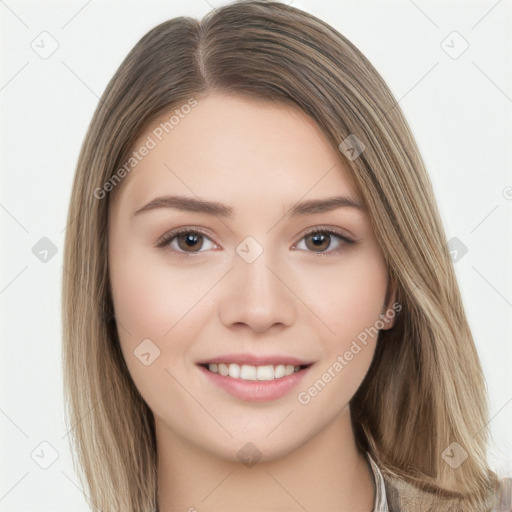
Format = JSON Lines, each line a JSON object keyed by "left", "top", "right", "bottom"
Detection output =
{"left": 108, "top": 245, "right": 203, "bottom": 418}
{"left": 109, "top": 238, "right": 215, "bottom": 339}
{"left": 108, "top": 240, "right": 221, "bottom": 393}
{"left": 293, "top": 248, "right": 388, "bottom": 406}
{"left": 295, "top": 249, "right": 388, "bottom": 349}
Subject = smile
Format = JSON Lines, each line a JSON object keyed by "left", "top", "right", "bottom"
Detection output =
{"left": 197, "top": 355, "right": 314, "bottom": 402}
{"left": 203, "top": 362, "right": 309, "bottom": 381}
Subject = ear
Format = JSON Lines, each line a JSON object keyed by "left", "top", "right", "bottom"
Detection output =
{"left": 380, "top": 275, "right": 398, "bottom": 330}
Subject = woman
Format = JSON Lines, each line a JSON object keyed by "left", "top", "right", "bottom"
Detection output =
{"left": 62, "top": 1, "right": 510, "bottom": 510}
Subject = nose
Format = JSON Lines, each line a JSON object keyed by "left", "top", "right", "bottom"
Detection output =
{"left": 217, "top": 250, "right": 297, "bottom": 334}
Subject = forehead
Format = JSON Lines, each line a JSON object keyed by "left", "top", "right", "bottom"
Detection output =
{"left": 112, "top": 93, "right": 361, "bottom": 212}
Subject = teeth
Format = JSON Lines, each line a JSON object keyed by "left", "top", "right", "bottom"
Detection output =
{"left": 274, "top": 364, "right": 285, "bottom": 378}
{"left": 229, "top": 363, "right": 240, "bottom": 378}
{"left": 256, "top": 365, "right": 273, "bottom": 381}
{"left": 207, "top": 363, "right": 304, "bottom": 381}
{"left": 240, "top": 364, "right": 257, "bottom": 380}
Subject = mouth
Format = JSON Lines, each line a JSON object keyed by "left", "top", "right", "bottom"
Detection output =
{"left": 196, "top": 354, "right": 314, "bottom": 402}
{"left": 198, "top": 362, "right": 313, "bottom": 381}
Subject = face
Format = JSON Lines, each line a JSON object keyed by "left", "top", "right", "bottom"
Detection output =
{"left": 108, "top": 93, "right": 396, "bottom": 462}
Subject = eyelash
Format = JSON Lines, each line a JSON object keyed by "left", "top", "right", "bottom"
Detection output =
{"left": 155, "top": 225, "right": 355, "bottom": 258}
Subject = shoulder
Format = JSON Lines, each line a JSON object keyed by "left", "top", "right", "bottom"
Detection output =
{"left": 383, "top": 473, "right": 512, "bottom": 512}
{"left": 494, "top": 478, "right": 512, "bottom": 512}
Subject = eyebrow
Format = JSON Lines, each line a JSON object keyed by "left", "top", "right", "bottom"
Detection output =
{"left": 132, "top": 194, "right": 365, "bottom": 219}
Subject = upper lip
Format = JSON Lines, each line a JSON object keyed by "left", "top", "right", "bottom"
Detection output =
{"left": 197, "top": 353, "right": 314, "bottom": 367}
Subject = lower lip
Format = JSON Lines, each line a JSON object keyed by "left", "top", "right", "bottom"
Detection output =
{"left": 198, "top": 365, "right": 312, "bottom": 402}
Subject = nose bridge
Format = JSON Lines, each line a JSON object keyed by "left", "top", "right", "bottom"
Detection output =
{"left": 217, "top": 237, "right": 296, "bottom": 332}
{"left": 238, "top": 246, "right": 278, "bottom": 295}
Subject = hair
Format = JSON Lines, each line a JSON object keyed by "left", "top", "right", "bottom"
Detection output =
{"left": 62, "top": 1, "right": 502, "bottom": 511}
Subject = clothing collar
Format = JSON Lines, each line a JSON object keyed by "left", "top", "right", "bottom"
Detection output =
{"left": 367, "top": 452, "right": 389, "bottom": 512}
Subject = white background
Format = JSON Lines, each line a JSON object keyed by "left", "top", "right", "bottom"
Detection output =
{"left": 1, "top": 0, "right": 511, "bottom": 510}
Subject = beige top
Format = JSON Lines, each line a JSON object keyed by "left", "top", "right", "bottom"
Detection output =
{"left": 368, "top": 452, "right": 512, "bottom": 512}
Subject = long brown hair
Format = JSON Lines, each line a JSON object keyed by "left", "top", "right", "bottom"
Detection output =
{"left": 62, "top": 1, "right": 500, "bottom": 510}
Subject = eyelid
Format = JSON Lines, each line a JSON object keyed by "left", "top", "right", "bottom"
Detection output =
{"left": 294, "top": 225, "right": 355, "bottom": 245}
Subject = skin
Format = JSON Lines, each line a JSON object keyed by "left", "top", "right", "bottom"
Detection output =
{"left": 108, "top": 93, "right": 397, "bottom": 512}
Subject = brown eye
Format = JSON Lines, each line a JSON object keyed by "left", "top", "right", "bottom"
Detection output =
{"left": 305, "top": 232, "right": 332, "bottom": 252}
{"left": 156, "top": 229, "right": 216, "bottom": 254}
{"left": 294, "top": 228, "right": 354, "bottom": 256}
{"left": 176, "top": 232, "right": 204, "bottom": 252}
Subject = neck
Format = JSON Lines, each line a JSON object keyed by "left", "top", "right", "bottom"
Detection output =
{"left": 156, "top": 407, "right": 375, "bottom": 512}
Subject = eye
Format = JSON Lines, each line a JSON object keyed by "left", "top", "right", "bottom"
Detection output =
{"left": 293, "top": 227, "right": 355, "bottom": 256}
{"left": 155, "top": 227, "right": 216, "bottom": 255}
{"left": 156, "top": 226, "right": 355, "bottom": 257}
